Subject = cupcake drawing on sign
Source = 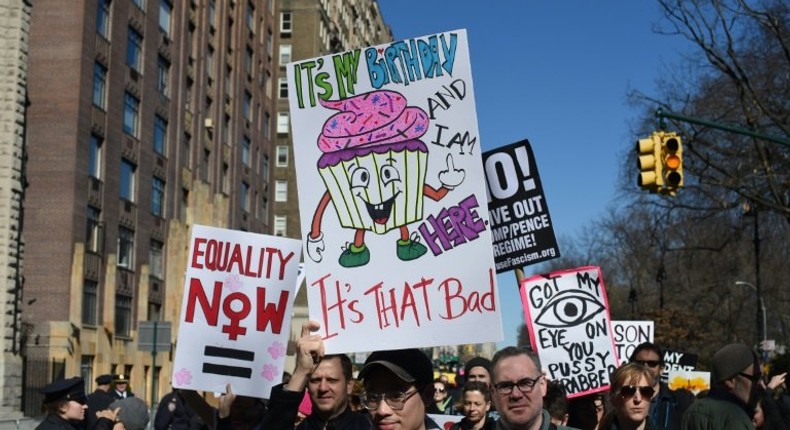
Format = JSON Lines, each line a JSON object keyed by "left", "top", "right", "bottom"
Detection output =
{"left": 307, "top": 90, "right": 465, "bottom": 268}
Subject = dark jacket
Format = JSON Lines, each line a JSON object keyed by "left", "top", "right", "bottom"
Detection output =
{"left": 111, "top": 389, "right": 134, "bottom": 400}
{"left": 155, "top": 391, "right": 207, "bottom": 430}
{"left": 449, "top": 417, "right": 496, "bottom": 430}
{"left": 35, "top": 415, "right": 83, "bottom": 430}
{"left": 85, "top": 390, "right": 115, "bottom": 430}
{"left": 681, "top": 389, "right": 753, "bottom": 430}
{"left": 647, "top": 383, "right": 695, "bottom": 430}
{"left": 258, "top": 383, "right": 370, "bottom": 430}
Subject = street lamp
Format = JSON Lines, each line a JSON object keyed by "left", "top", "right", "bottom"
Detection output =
{"left": 735, "top": 281, "right": 767, "bottom": 353}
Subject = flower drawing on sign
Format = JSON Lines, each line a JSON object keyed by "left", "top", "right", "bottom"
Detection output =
{"left": 261, "top": 363, "right": 279, "bottom": 381}
{"left": 306, "top": 90, "right": 465, "bottom": 268}
{"left": 267, "top": 341, "right": 286, "bottom": 360}
{"left": 534, "top": 290, "right": 605, "bottom": 329}
{"left": 224, "top": 274, "right": 243, "bottom": 292}
{"left": 174, "top": 368, "right": 192, "bottom": 386}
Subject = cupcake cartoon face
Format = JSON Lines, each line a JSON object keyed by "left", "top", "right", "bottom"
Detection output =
{"left": 318, "top": 141, "right": 428, "bottom": 234}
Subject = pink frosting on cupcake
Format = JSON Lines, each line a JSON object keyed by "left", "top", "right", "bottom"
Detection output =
{"left": 317, "top": 91, "right": 429, "bottom": 152}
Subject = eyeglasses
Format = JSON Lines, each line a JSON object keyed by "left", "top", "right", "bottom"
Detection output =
{"left": 434, "top": 387, "right": 446, "bottom": 393}
{"left": 739, "top": 372, "right": 762, "bottom": 382}
{"left": 361, "top": 389, "right": 419, "bottom": 411}
{"left": 632, "top": 360, "right": 661, "bottom": 368}
{"left": 493, "top": 375, "right": 543, "bottom": 396}
{"left": 619, "top": 385, "right": 655, "bottom": 399}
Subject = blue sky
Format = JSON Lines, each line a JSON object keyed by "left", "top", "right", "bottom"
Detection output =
{"left": 377, "top": 1, "right": 690, "bottom": 348}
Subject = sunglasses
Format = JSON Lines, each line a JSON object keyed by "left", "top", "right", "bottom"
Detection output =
{"left": 619, "top": 385, "right": 655, "bottom": 399}
{"left": 632, "top": 360, "right": 661, "bottom": 368}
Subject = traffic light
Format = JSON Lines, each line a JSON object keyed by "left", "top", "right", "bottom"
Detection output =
{"left": 636, "top": 133, "right": 662, "bottom": 191}
{"left": 660, "top": 132, "right": 683, "bottom": 193}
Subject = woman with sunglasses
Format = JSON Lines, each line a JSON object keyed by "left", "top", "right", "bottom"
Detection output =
{"left": 598, "top": 363, "right": 657, "bottom": 430}
{"left": 448, "top": 381, "right": 495, "bottom": 430}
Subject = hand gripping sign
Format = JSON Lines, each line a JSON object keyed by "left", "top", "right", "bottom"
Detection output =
{"left": 520, "top": 266, "right": 618, "bottom": 398}
{"left": 171, "top": 225, "right": 302, "bottom": 398}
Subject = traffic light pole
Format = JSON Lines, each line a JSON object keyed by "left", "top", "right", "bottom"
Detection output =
{"left": 655, "top": 108, "right": 790, "bottom": 148}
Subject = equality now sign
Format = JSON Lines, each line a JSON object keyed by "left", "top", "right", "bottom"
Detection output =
{"left": 171, "top": 225, "right": 302, "bottom": 398}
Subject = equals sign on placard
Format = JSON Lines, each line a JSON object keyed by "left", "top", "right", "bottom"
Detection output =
{"left": 202, "top": 346, "right": 255, "bottom": 378}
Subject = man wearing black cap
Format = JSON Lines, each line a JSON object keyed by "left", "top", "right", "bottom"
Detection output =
{"left": 465, "top": 357, "right": 493, "bottom": 385}
{"left": 111, "top": 374, "right": 134, "bottom": 399}
{"left": 358, "top": 348, "right": 440, "bottom": 430}
{"left": 36, "top": 377, "right": 89, "bottom": 430}
{"left": 682, "top": 343, "right": 762, "bottom": 429}
{"left": 86, "top": 375, "right": 115, "bottom": 429}
{"left": 260, "top": 321, "right": 370, "bottom": 430}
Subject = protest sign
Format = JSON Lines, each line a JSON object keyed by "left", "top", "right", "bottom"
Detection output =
{"left": 662, "top": 349, "right": 698, "bottom": 383}
{"left": 612, "top": 320, "right": 654, "bottom": 364}
{"left": 287, "top": 29, "right": 502, "bottom": 352}
{"left": 668, "top": 370, "right": 710, "bottom": 395}
{"left": 483, "top": 140, "right": 560, "bottom": 273}
{"left": 521, "top": 266, "right": 618, "bottom": 398}
{"left": 171, "top": 225, "right": 302, "bottom": 398}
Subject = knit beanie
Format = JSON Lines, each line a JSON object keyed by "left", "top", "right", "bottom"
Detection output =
{"left": 109, "top": 397, "right": 150, "bottom": 430}
{"left": 464, "top": 357, "right": 492, "bottom": 378}
{"left": 712, "top": 343, "right": 757, "bottom": 383}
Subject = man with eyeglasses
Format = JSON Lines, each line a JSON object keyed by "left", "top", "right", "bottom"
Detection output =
{"left": 358, "top": 348, "right": 441, "bottom": 430}
{"left": 629, "top": 342, "right": 694, "bottom": 430}
{"left": 682, "top": 343, "right": 763, "bottom": 429}
{"left": 490, "top": 346, "right": 575, "bottom": 430}
{"left": 261, "top": 321, "right": 370, "bottom": 430}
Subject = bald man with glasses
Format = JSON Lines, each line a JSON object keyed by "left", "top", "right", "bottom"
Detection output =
{"left": 490, "top": 346, "right": 576, "bottom": 430}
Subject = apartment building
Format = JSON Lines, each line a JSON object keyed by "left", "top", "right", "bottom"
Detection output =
{"left": 22, "top": 0, "right": 276, "bottom": 413}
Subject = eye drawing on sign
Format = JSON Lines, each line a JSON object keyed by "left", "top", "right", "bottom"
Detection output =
{"left": 534, "top": 290, "right": 605, "bottom": 329}
{"left": 306, "top": 90, "right": 465, "bottom": 268}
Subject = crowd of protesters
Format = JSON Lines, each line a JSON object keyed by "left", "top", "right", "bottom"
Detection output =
{"left": 36, "top": 330, "right": 790, "bottom": 430}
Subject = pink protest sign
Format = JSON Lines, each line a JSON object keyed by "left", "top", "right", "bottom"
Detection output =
{"left": 520, "top": 266, "right": 618, "bottom": 398}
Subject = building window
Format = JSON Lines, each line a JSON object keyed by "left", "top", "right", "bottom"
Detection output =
{"left": 277, "top": 112, "right": 289, "bottom": 134}
{"left": 246, "top": 3, "right": 255, "bottom": 32}
{"left": 242, "top": 137, "right": 251, "bottom": 166}
{"left": 159, "top": 0, "right": 172, "bottom": 35}
{"left": 241, "top": 182, "right": 250, "bottom": 212}
{"left": 276, "top": 146, "right": 288, "bottom": 167}
{"left": 97, "top": 0, "right": 111, "bottom": 39}
{"left": 82, "top": 281, "right": 98, "bottom": 325}
{"left": 120, "top": 159, "right": 136, "bottom": 202}
{"left": 154, "top": 115, "right": 167, "bottom": 155}
{"left": 89, "top": 135, "right": 102, "bottom": 179}
{"left": 115, "top": 294, "right": 133, "bottom": 337}
{"left": 81, "top": 356, "right": 94, "bottom": 388}
{"left": 275, "top": 180, "right": 287, "bottom": 202}
{"left": 222, "top": 163, "right": 230, "bottom": 194}
{"left": 157, "top": 56, "right": 170, "bottom": 96}
{"left": 152, "top": 177, "right": 165, "bottom": 217}
{"left": 279, "top": 44, "right": 292, "bottom": 65}
{"left": 123, "top": 92, "right": 140, "bottom": 137}
{"left": 274, "top": 215, "right": 286, "bottom": 236}
{"left": 150, "top": 240, "right": 164, "bottom": 279}
{"left": 244, "top": 47, "right": 253, "bottom": 77}
{"left": 263, "top": 111, "right": 271, "bottom": 139}
{"left": 117, "top": 227, "right": 135, "bottom": 269}
{"left": 265, "top": 30, "right": 273, "bottom": 62}
{"left": 127, "top": 27, "right": 143, "bottom": 72}
{"left": 93, "top": 62, "right": 108, "bottom": 109}
{"left": 243, "top": 91, "right": 252, "bottom": 121}
{"left": 261, "top": 154, "right": 269, "bottom": 180}
{"left": 207, "top": 47, "right": 215, "bottom": 81}
{"left": 208, "top": 0, "right": 216, "bottom": 29}
{"left": 280, "top": 12, "right": 292, "bottom": 34}
{"left": 86, "top": 206, "right": 103, "bottom": 253}
{"left": 278, "top": 78, "right": 288, "bottom": 99}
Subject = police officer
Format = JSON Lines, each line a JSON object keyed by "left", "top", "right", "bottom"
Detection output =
{"left": 86, "top": 375, "right": 115, "bottom": 429}
{"left": 111, "top": 374, "right": 134, "bottom": 399}
{"left": 36, "top": 377, "right": 89, "bottom": 430}
{"left": 154, "top": 390, "right": 207, "bottom": 430}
